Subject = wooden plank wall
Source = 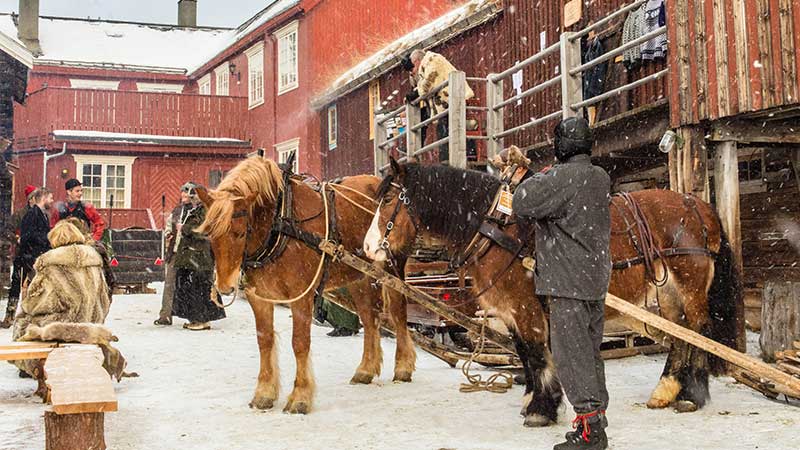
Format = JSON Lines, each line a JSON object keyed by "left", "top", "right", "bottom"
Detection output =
{"left": 668, "top": 0, "right": 800, "bottom": 126}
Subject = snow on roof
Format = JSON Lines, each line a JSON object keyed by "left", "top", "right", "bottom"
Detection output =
{"left": 53, "top": 130, "right": 250, "bottom": 147}
{"left": 0, "top": 14, "right": 231, "bottom": 73}
{"left": 313, "top": 0, "right": 501, "bottom": 107}
{"left": 187, "top": 0, "right": 300, "bottom": 74}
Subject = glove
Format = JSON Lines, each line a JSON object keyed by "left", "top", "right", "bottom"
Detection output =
{"left": 405, "top": 89, "right": 420, "bottom": 103}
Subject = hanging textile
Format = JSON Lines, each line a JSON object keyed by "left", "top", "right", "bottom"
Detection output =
{"left": 641, "top": 0, "right": 668, "bottom": 61}
{"left": 621, "top": 4, "right": 644, "bottom": 69}
{"left": 582, "top": 36, "right": 608, "bottom": 100}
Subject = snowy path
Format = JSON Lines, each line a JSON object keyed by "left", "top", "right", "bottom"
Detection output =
{"left": 1, "top": 291, "right": 798, "bottom": 450}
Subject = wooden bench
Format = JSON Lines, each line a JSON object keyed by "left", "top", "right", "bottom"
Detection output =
{"left": 1, "top": 342, "right": 118, "bottom": 450}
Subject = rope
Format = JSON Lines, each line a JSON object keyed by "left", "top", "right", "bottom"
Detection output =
{"left": 459, "top": 312, "right": 514, "bottom": 394}
{"left": 243, "top": 183, "right": 331, "bottom": 305}
{"left": 328, "top": 183, "right": 379, "bottom": 216}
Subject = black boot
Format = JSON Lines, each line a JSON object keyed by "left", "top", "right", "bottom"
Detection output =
{"left": 0, "top": 307, "right": 15, "bottom": 329}
{"left": 555, "top": 414, "right": 608, "bottom": 450}
{"left": 327, "top": 327, "right": 357, "bottom": 337}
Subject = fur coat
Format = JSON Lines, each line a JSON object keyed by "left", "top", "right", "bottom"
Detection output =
{"left": 416, "top": 51, "right": 474, "bottom": 115}
{"left": 12, "top": 243, "right": 110, "bottom": 343}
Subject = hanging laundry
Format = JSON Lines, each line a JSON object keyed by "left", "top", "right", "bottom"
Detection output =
{"left": 582, "top": 36, "right": 608, "bottom": 100}
{"left": 641, "top": 0, "right": 668, "bottom": 61}
{"left": 621, "top": 4, "right": 644, "bottom": 69}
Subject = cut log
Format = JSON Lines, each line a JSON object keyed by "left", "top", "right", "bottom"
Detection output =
{"left": 760, "top": 281, "right": 800, "bottom": 362}
{"left": 45, "top": 411, "right": 105, "bottom": 450}
{"left": 777, "top": 362, "right": 800, "bottom": 377}
{"left": 795, "top": 341, "right": 800, "bottom": 350}
{"left": 600, "top": 344, "right": 668, "bottom": 360}
{"left": 604, "top": 293, "right": 800, "bottom": 399}
{"left": 44, "top": 346, "right": 118, "bottom": 415}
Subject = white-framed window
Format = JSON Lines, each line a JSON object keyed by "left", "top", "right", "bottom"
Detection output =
{"left": 198, "top": 74, "right": 211, "bottom": 95}
{"left": 72, "top": 155, "right": 136, "bottom": 209}
{"left": 214, "top": 62, "right": 230, "bottom": 96}
{"left": 275, "top": 21, "right": 299, "bottom": 94}
{"left": 136, "top": 82, "right": 184, "bottom": 93}
{"left": 327, "top": 105, "right": 337, "bottom": 150}
{"left": 275, "top": 138, "right": 300, "bottom": 173}
{"left": 245, "top": 43, "right": 265, "bottom": 108}
{"left": 69, "top": 79, "right": 120, "bottom": 90}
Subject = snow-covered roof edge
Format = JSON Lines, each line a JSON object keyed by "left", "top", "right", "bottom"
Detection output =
{"left": 0, "top": 18, "right": 33, "bottom": 68}
{"left": 311, "top": 0, "right": 501, "bottom": 110}
{"left": 53, "top": 130, "right": 251, "bottom": 147}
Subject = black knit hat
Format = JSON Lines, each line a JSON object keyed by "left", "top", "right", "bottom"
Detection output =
{"left": 65, "top": 178, "right": 82, "bottom": 191}
{"left": 553, "top": 117, "right": 593, "bottom": 162}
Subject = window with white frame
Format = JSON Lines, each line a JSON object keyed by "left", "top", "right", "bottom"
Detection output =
{"left": 198, "top": 74, "right": 212, "bottom": 95}
{"left": 245, "top": 43, "right": 265, "bottom": 108}
{"left": 69, "top": 79, "right": 120, "bottom": 90}
{"left": 328, "top": 105, "right": 337, "bottom": 150}
{"left": 275, "top": 138, "right": 300, "bottom": 173}
{"left": 214, "top": 62, "right": 230, "bottom": 96}
{"left": 72, "top": 155, "right": 136, "bottom": 208}
{"left": 275, "top": 21, "right": 298, "bottom": 94}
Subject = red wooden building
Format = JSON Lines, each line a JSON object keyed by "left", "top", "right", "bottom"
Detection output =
{"left": 0, "top": 0, "right": 468, "bottom": 229}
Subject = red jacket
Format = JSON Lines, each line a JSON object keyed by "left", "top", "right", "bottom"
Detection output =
{"left": 51, "top": 201, "right": 106, "bottom": 241}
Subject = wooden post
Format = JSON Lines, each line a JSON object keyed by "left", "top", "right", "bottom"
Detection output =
{"left": 560, "top": 32, "right": 583, "bottom": 118}
{"left": 405, "top": 103, "right": 422, "bottom": 158}
{"left": 791, "top": 148, "right": 800, "bottom": 195}
{"left": 45, "top": 411, "right": 105, "bottom": 450}
{"left": 668, "top": 127, "right": 710, "bottom": 202}
{"left": 759, "top": 281, "right": 800, "bottom": 361}
{"left": 373, "top": 111, "right": 388, "bottom": 176}
{"left": 447, "top": 71, "right": 467, "bottom": 169}
{"left": 486, "top": 77, "right": 504, "bottom": 160}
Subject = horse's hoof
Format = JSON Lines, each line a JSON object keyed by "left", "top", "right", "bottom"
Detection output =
{"left": 674, "top": 400, "right": 698, "bottom": 413}
{"left": 249, "top": 397, "right": 275, "bottom": 410}
{"left": 524, "top": 414, "right": 554, "bottom": 428}
{"left": 283, "top": 401, "right": 310, "bottom": 414}
{"left": 392, "top": 371, "right": 412, "bottom": 383}
{"left": 646, "top": 398, "right": 671, "bottom": 409}
{"left": 350, "top": 372, "right": 375, "bottom": 385}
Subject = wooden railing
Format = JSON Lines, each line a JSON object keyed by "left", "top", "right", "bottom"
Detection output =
{"left": 14, "top": 88, "right": 250, "bottom": 149}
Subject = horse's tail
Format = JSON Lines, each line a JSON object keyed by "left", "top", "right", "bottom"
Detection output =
{"left": 705, "top": 228, "right": 743, "bottom": 376}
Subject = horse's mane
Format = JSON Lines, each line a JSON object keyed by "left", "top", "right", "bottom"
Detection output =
{"left": 199, "top": 157, "right": 284, "bottom": 239}
{"left": 400, "top": 163, "right": 501, "bottom": 245}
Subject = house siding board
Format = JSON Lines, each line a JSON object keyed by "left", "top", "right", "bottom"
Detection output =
{"left": 670, "top": 0, "right": 800, "bottom": 126}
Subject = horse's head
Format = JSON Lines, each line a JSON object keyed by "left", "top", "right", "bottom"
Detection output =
{"left": 363, "top": 158, "right": 419, "bottom": 262}
{"left": 196, "top": 157, "right": 284, "bottom": 294}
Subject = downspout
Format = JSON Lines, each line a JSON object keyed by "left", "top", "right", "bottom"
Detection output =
{"left": 42, "top": 142, "right": 66, "bottom": 186}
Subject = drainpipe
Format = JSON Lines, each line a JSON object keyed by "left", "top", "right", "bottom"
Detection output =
{"left": 42, "top": 142, "right": 66, "bottom": 186}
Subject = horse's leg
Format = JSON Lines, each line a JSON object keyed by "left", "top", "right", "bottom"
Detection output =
{"left": 350, "top": 281, "right": 382, "bottom": 385}
{"left": 248, "top": 300, "right": 279, "bottom": 410}
{"left": 511, "top": 299, "right": 562, "bottom": 427}
{"left": 647, "top": 261, "right": 714, "bottom": 411}
{"left": 284, "top": 295, "right": 316, "bottom": 414}
{"left": 386, "top": 287, "right": 416, "bottom": 382}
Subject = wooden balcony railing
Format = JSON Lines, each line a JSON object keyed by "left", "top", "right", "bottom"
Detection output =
{"left": 14, "top": 87, "right": 250, "bottom": 149}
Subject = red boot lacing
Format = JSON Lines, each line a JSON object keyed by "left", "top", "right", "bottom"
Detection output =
{"left": 572, "top": 410, "right": 603, "bottom": 443}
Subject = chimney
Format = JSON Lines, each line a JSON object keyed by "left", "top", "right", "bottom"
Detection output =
{"left": 178, "top": 0, "right": 197, "bottom": 27}
{"left": 18, "top": 0, "right": 42, "bottom": 55}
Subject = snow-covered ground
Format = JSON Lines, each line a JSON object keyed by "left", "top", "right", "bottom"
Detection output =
{"left": 1, "top": 289, "right": 798, "bottom": 450}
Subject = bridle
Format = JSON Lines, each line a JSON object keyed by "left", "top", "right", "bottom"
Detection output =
{"left": 377, "top": 183, "right": 412, "bottom": 254}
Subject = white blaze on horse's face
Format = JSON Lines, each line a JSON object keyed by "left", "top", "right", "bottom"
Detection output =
{"left": 363, "top": 206, "right": 387, "bottom": 262}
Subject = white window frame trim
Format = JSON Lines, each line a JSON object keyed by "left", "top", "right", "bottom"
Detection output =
{"left": 245, "top": 42, "right": 265, "bottom": 109}
{"left": 71, "top": 155, "right": 136, "bottom": 209}
{"left": 327, "top": 105, "right": 337, "bottom": 150}
{"left": 214, "top": 62, "right": 230, "bottom": 96}
{"left": 136, "top": 82, "right": 184, "bottom": 93}
{"left": 69, "top": 79, "right": 120, "bottom": 90}
{"left": 198, "top": 74, "right": 212, "bottom": 95}
{"left": 275, "top": 138, "right": 300, "bottom": 173}
{"left": 274, "top": 21, "right": 299, "bottom": 95}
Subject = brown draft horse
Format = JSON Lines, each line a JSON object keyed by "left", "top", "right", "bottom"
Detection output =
{"left": 196, "top": 157, "right": 416, "bottom": 414}
{"left": 364, "top": 159, "right": 741, "bottom": 427}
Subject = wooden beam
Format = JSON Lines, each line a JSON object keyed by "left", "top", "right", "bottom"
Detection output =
{"left": 0, "top": 347, "right": 54, "bottom": 361}
{"left": 44, "top": 346, "right": 118, "bottom": 415}
{"left": 714, "top": 141, "right": 743, "bottom": 272}
{"left": 447, "top": 71, "right": 468, "bottom": 169}
{"left": 560, "top": 32, "right": 583, "bottom": 119}
{"left": 0, "top": 341, "right": 57, "bottom": 350}
{"left": 604, "top": 293, "right": 800, "bottom": 398}
{"left": 709, "top": 119, "right": 800, "bottom": 144}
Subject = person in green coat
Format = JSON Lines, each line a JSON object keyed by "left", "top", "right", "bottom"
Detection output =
{"left": 171, "top": 182, "right": 225, "bottom": 330}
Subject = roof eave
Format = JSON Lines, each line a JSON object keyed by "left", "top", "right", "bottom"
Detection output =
{"left": 0, "top": 30, "right": 34, "bottom": 68}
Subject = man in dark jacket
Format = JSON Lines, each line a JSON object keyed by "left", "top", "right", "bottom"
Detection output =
{"left": 51, "top": 178, "right": 106, "bottom": 242}
{"left": 512, "top": 117, "right": 611, "bottom": 450}
{"left": 1, "top": 185, "right": 37, "bottom": 328}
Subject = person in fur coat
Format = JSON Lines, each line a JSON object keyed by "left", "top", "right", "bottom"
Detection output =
{"left": 12, "top": 221, "right": 111, "bottom": 376}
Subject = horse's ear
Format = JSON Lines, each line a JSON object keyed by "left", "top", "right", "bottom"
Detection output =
{"left": 389, "top": 156, "right": 405, "bottom": 178}
{"left": 196, "top": 186, "right": 213, "bottom": 207}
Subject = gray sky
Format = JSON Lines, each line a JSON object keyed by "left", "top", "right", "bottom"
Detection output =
{"left": 0, "top": 0, "right": 274, "bottom": 28}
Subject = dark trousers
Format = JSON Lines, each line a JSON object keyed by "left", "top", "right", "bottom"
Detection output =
{"left": 437, "top": 121, "right": 450, "bottom": 163}
{"left": 6, "top": 257, "right": 32, "bottom": 312}
{"left": 549, "top": 297, "right": 609, "bottom": 420}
